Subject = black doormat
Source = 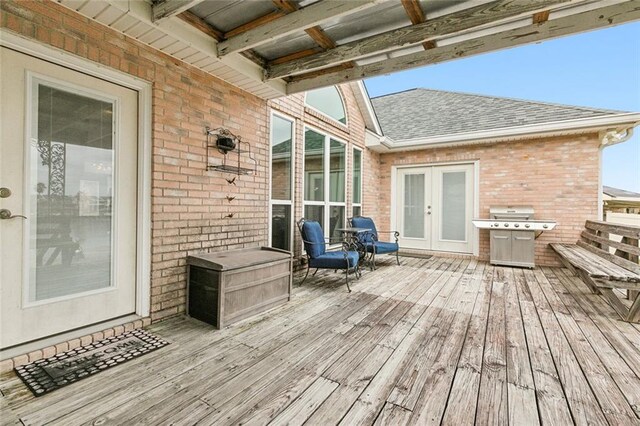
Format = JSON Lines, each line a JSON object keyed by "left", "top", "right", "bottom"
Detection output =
{"left": 14, "top": 329, "right": 169, "bottom": 397}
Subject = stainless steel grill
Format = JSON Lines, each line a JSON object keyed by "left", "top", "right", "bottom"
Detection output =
{"left": 473, "top": 206, "right": 557, "bottom": 268}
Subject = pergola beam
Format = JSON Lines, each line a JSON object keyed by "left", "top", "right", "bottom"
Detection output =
{"left": 152, "top": 0, "right": 205, "bottom": 23}
{"left": 268, "top": 0, "right": 569, "bottom": 80}
{"left": 401, "top": 0, "right": 436, "bottom": 50}
{"left": 216, "top": 0, "right": 387, "bottom": 57}
{"left": 286, "top": 0, "right": 640, "bottom": 93}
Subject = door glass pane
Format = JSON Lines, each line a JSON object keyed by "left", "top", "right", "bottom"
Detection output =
{"left": 304, "top": 129, "right": 324, "bottom": 201}
{"left": 29, "top": 83, "right": 114, "bottom": 301}
{"left": 403, "top": 174, "right": 425, "bottom": 238}
{"left": 304, "top": 205, "right": 324, "bottom": 230}
{"left": 353, "top": 148, "right": 362, "bottom": 204}
{"left": 442, "top": 171, "right": 466, "bottom": 241}
{"left": 271, "top": 116, "right": 292, "bottom": 200}
{"left": 329, "top": 139, "right": 345, "bottom": 202}
{"left": 271, "top": 204, "right": 291, "bottom": 251}
{"left": 353, "top": 206, "right": 361, "bottom": 217}
{"left": 329, "top": 205, "right": 345, "bottom": 242}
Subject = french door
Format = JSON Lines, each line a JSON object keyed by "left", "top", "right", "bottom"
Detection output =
{"left": 0, "top": 48, "right": 138, "bottom": 348}
{"left": 397, "top": 164, "right": 474, "bottom": 253}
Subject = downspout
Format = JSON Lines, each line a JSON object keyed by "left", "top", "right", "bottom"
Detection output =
{"left": 598, "top": 127, "right": 636, "bottom": 220}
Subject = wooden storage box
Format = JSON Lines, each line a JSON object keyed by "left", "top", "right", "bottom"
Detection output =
{"left": 186, "top": 247, "right": 292, "bottom": 328}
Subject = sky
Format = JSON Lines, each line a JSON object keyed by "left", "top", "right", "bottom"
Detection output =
{"left": 364, "top": 21, "right": 640, "bottom": 193}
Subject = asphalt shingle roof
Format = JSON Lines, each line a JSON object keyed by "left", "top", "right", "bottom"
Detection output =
{"left": 603, "top": 185, "right": 640, "bottom": 198}
{"left": 370, "top": 88, "right": 627, "bottom": 141}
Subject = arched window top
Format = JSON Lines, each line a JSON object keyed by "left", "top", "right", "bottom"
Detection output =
{"left": 305, "top": 86, "right": 347, "bottom": 125}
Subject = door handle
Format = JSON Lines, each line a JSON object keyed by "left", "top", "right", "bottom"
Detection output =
{"left": 0, "top": 209, "right": 27, "bottom": 220}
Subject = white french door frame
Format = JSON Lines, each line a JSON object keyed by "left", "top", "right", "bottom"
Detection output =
{"left": 1, "top": 29, "right": 152, "bottom": 318}
{"left": 390, "top": 160, "right": 480, "bottom": 256}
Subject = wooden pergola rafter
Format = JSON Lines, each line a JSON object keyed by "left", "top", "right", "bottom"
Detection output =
{"left": 266, "top": 0, "right": 569, "bottom": 80}
{"left": 148, "top": 0, "right": 640, "bottom": 95}
{"left": 285, "top": 1, "right": 640, "bottom": 93}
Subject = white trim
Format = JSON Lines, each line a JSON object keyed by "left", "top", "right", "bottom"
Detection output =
{"left": 473, "top": 160, "right": 480, "bottom": 257}
{"left": 303, "top": 86, "right": 349, "bottom": 127}
{"left": 1, "top": 29, "right": 152, "bottom": 319}
{"left": 367, "top": 113, "right": 640, "bottom": 153}
{"left": 268, "top": 110, "right": 296, "bottom": 252}
{"left": 352, "top": 145, "right": 363, "bottom": 215}
{"left": 354, "top": 81, "right": 382, "bottom": 135}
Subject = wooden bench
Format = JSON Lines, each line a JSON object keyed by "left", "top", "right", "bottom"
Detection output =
{"left": 551, "top": 220, "right": 640, "bottom": 322}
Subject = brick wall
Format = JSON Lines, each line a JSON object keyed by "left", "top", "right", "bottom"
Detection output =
{"left": 1, "top": 0, "right": 273, "bottom": 322}
{"left": 0, "top": 0, "right": 375, "bottom": 325}
{"left": 377, "top": 134, "right": 602, "bottom": 266}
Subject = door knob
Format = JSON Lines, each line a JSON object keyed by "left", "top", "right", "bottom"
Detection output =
{"left": 0, "top": 209, "right": 27, "bottom": 220}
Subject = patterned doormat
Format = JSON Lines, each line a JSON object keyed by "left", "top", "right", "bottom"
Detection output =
{"left": 14, "top": 329, "right": 169, "bottom": 397}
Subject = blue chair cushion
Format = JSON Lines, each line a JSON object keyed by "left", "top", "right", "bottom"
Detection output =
{"left": 351, "top": 216, "right": 378, "bottom": 244}
{"left": 309, "top": 251, "right": 359, "bottom": 269}
{"left": 301, "top": 220, "right": 326, "bottom": 258}
{"left": 365, "top": 241, "right": 399, "bottom": 254}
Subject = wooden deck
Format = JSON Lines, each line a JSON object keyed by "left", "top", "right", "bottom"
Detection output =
{"left": 3, "top": 256, "right": 640, "bottom": 425}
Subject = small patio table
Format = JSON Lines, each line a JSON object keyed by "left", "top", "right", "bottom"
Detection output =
{"left": 336, "top": 227, "right": 372, "bottom": 269}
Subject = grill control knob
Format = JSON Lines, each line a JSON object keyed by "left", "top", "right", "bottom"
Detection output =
{"left": 543, "top": 224, "right": 548, "bottom": 229}
{"left": 514, "top": 223, "right": 519, "bottom": 228}
{"left": 494, "top": 223, "right": 499, "bottom": 227}
{"left": 525, "top": 224, "right": 530, "bottom": 228}
{"left": 504, "top": 223, "right": 509, "bottom": 227}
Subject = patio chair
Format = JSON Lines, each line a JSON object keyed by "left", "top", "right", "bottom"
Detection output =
{"left": 296, "top": 218, "right": 360, "bottom": 292}
{"left": 349, "top": 216, "right": 400, "bottom": 270}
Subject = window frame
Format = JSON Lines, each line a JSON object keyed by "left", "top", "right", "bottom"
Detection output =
{"left": 302, "top": 124, "right": 347, "bottom": 245}
{"left": 268, "top": 110, "right": 295, "bottom": 252}
{"left": 303, "top": 87, "right": 348, "bottom": 126}
{"left": 352, "top": 146, "right": 363, "bottom": 218}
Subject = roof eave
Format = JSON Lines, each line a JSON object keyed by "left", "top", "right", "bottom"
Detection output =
{"left": 366, "top": 112, "right": 640, "bottom": 153}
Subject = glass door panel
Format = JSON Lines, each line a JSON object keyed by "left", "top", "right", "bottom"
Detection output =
{"left": 432, "top": 164, "right": 474, "bottom": 253}
{"left": 403, "top": 173, "right": 425, "bottom": 238}
{"left": 29, "top": 82, "right": 115, "bottom": 302}
{"left": 441, "top": 171, "right": 466, "bottom": 241}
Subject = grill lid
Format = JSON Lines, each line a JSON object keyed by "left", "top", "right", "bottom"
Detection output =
{"left": 489, "top": 205, "right": 534, "bottom": 220}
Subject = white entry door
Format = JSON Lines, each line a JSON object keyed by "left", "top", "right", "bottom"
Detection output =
{"left": 0, "top": 48, "right": 138, "bottom": 349}
{"left": 397, "top": 164, "right": 474, "bottom": 253}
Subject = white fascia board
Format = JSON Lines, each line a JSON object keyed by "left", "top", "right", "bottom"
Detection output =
{"left": 351, "top": 81, "right": 383, "bottom": 135}
{"left": 105, "top": 0, "right": 287, "bottom": 96}
{"left": 366, "top": 113, "right": 640, "bottom": 153}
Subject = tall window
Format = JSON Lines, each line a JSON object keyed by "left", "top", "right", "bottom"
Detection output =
{"left": 270, "top": 113, "right": 294, "bottom": 251}
{"left": 304, "top": 127, "right": 346, "bottom": 242}
{"left": 352, "top": 147, "right": 362, "bottom": 217}
{"left": 305, "top": 87, "right": 347, "bottom": 124}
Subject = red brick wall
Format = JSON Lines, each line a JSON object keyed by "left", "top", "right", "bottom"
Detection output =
{"left": 377, "top": 134, "right": 602, "bottom": 266}
{"left": 1, "top": 0, "right": 273, "bottom": 321}
{"left": 1, "top": 0, "right": 374, "bottom": 321}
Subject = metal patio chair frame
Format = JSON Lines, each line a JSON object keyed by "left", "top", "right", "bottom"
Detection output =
{"left": 296, "top": 218, "right": 360, "bottom": 292}
{"left": 348, "top": 216, "right": 400, "bottom": 270}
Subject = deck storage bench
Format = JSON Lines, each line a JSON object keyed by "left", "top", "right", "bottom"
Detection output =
{"left": 187, "top": 247, "right": 292, "bottom": 328}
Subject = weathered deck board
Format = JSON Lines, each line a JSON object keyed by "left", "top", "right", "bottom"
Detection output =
{"left": 2, "top": 256, "right": 640, "bottom": 425}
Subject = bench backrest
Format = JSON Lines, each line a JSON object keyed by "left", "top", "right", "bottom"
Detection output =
{"left": 578, "top": 220, "right": 640, "bottom": 275}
